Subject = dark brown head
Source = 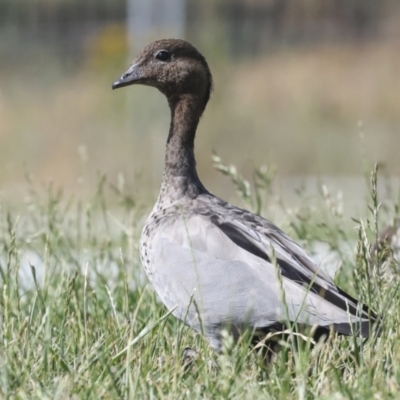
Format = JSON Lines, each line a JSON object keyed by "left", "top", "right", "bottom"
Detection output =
{"left": 112, "top": 39, "right": 213, "bottom": 111}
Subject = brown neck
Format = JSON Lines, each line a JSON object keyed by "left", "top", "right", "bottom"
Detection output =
{"left": 162, "top": 93, "right": 206, "bottom": 190}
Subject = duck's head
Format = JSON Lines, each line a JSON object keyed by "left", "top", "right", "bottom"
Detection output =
{"left": 112, "top": 39, "right": 213, "bottom": 109}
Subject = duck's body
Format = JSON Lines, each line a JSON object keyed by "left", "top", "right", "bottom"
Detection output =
{"left": 140, "top": 190, "right": 372, "bottom": 349}
{"left": 113, "top": 39, "right": 376, "bottom": 351}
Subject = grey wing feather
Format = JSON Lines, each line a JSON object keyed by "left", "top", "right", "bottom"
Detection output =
{"left": 208, "top": 211, "right": 372, "bottom": 320}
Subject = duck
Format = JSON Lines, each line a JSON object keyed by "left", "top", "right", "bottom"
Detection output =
{"left": 112, "top": 39, "right": 377, "bottom": 352}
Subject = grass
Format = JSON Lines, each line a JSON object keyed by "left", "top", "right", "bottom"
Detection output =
{"left": 0, "top": 158, "right": 399, "bottom": 399}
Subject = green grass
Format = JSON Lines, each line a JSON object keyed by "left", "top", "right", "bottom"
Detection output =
{"left": 0, "top": 162, "right": 399, "bottom": 399}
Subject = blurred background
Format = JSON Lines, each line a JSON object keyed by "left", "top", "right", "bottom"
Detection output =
{"left": 0, "top": 0, "right": 399, "bottom": 209}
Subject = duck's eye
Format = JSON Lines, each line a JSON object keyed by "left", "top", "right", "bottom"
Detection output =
{"left": 155, "top": 50, "right": 170, "bottom": 61}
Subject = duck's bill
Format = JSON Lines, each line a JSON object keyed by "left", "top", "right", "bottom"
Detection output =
{"left": 112, "top": 64, "right": 141, "bottom": 89}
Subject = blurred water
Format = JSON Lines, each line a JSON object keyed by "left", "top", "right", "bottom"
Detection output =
{"left": 17, "top": 248, "right": 147, "bottom": 293}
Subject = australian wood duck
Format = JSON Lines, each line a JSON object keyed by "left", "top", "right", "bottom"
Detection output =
{"left": 112, "top": 39, "right": 377, "bottom": 351}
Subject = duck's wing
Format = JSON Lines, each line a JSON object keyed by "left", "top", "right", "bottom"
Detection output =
{"left": 206, "top": 208, "right": 373, "bottom": 321}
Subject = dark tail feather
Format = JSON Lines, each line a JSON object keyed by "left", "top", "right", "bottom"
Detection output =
{"left": 333, "top": 320, "right": 373, "bottom": 338}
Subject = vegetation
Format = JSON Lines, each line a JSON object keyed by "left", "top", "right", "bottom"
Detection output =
{"left": 1, "top": 1, "right": 399, "bottom": 398}
{"left": 0, "top": 158, "right": 398, "bottom": 399}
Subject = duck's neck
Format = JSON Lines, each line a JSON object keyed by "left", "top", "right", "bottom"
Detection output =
{"left": 160, "top": 94, "right": 207, "bottom": 199}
